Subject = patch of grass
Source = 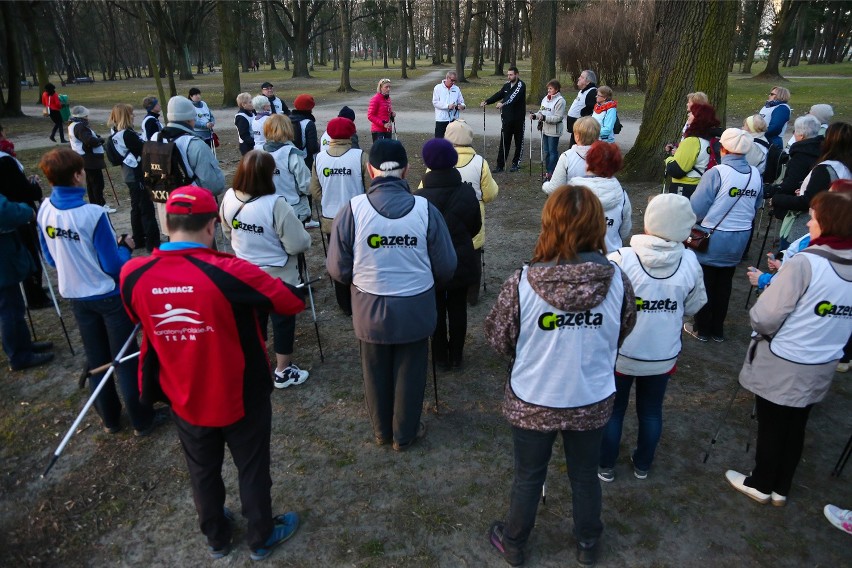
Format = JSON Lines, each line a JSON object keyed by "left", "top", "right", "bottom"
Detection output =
{"left": 357, "top": 538, "right": 385, "bottom": 558}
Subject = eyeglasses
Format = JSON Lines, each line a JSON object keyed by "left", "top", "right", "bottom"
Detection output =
{"left": 596, "top": 94, "right": 606, "bottom": 98}
{"left": 769, "top": 91, "right": 777, "bottom": 96}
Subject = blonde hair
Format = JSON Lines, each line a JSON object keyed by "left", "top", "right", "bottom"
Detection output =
{"left": 687, "top": 92, "right": 709, "bottom": 106}
{"left": 377, "top": 78, "right": 391, "bottom": 93}
{"left": 598, "top": 85, "right": 613, "bottom": 99}
{"left": 264, "top": 114, "right": 294, "bottom": 143}
{"left": 107, "top": 103, "right": 134, "bottom": 131}
{"left": 236, "top": 92, "right": 252, "bottom": 107}
{"left": 574, "top": 116, "right": 601, "bottom": 146}
{"left": 743, "top": 114, "right": 767, "bottom": 134}
{"left": 773, "top": 86, "right": 791, "bottom": 103}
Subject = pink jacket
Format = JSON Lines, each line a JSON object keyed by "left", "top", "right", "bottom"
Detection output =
{"left": 367, "top": 92, "right": 393, "bottom": 133}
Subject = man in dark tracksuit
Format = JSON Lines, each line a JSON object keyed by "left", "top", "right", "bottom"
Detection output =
{"left": 120, "top": 187, "right": 306, "bottom": 561}
{"left": 480, "top": 67, "right": 527, "bottom": 173}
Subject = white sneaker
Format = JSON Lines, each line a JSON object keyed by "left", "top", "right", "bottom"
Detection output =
{"left": 597, "top": 468, "right": 615, "bottom": 483}
{"left": 274, "top": 364, "right": 309, "bottom": 389}
{"left": 303, "top": 220, "right": 320, "bottom": 229}
{"left": 837, "top": 362, "right": 850, "bottom": 373}
{"left": 771, "top": 492, "right": 787, "bottom": 507}
{"left": 824, "top": 504, "right": 852, "bottom": 535}
{"left": 103, "top": 205, "right": 117, "bottom": 214}
{"left": 725, "top": 470, "right": 770, "bottom": 504}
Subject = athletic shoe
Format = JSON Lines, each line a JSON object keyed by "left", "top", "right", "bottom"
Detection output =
{"left": 712, "top": 335, "right": 725, "bottom": 343}
{"left": 771, "top": 492, "right": 787, "bottom": 507}
{"left": 683, "top": 323, "right": 708, "bottom": 342}
{"left": 30, "top": 341, "right": 54, "bottom": 353}
{"left": 597, "top": 467, "right": 615, "bottom": 483}
{"left": 631, "top": 456, "right": 648, "bottom": 480}
{"left": 303, "top": 220, "right": 320, "bottom": 229}
{"left": 274, "top": 364, "right": 309, "bottom": 389}
{"left": 837, "top": 362, "right": 850, "bottom": 373}
{"left": 135, "top": 406, "right": 171, "bottom": 437}
{"left": 491, "top": 166, "right": 504, "bottom": 173}
{"left": 393, "top": 421, "right": 427, "bottom": 452}
{"left": 103, "top": 424, "right": 122, "bottom": 434}
{"left": 250, "top": 511, "right": 300, "bottom": 561}
{"left": 725, "top": 470, "right": 770, "bottom": 504}
{"left": 488, "top": 521, "right": 524, "bottom": 566}
{"left": 9, "top": 352, "right": 54, "bottom": 371}
{"left": 208, "top": 507, "right": 235, "bottom": 559}
{"left": 103, "top": 205, "right": 117, "bottom": 214}
{"left": 576, "top": 540, "right": 600, "bottom": 566}
{"left": 824, "top": 504, "right": 852, "bottom": 535}
{"left": 509, "top": 164, "right": 521, "bottom": 173}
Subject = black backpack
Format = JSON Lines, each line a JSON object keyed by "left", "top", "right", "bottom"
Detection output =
{"left": 104, "top": 132, "right": 124, "bottom": 167}
{"left": 141, "top": 134, "right": 195, "bottom": 203}
{"left": 754, "top": 138, "right": 785, "bottom": 184}
{"left": 613, "top": 111, "right": 622, "bottom": 135}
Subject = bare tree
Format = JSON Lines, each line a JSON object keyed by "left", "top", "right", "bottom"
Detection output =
{"left": 755, "top": 0, "right": 802, "bottom": 79}
{"left": 528, "top": 0, "right": 556, "bottom": 103}
{"left": 0, "top": 1, "right": 24, "bottom": 116}
{"left": 217, "top": 0, "right": 241, "bottom": 106}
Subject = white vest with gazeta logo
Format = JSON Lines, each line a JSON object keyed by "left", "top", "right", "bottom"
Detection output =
{"left": 68, "top": 122, "right": 105, "bottom": 156}
{"left": 768, "top": 252, "right": 852, "bottom": 365}
{"left": 350, "top": 193, "right": 433, "bottom": 297}
{"left": 314, "top": 148, "right": 363, "bottom": 220}
{"left": 37, "top": 200, "right": 115, "bottom": 298}
{"left": 758, "top": 103, "right": 791, "bottom": 140}
{"left": 268, "top": 144, "right": 300, "bottom": 206}
{"left": 604, "top": 191, "right": 628, "bottom": 254}
{"left": 457, "top": 154, "right": 484, "bottom": 201}
{"left": 510, "top": 264, "right": 623, "bottom": 408}
{"left": 235, "top": 110, "right": 253, "bottom": 145}
{"left": 686, "top": 138, "right": 712, "bottom": 180}
{"left": 700, "top": 164, "right": 760, "bottom": 232}
{"left": 319, "top": 131, "right": 331, "bottom": 153}
{"left": 567, "top": 85, "right": 596, "bottom": 119}
{"left": 252, "top": 114, "right": 270, "bottom": 148}
{"left": 220, "top": 190, "right": 288, "bottom": 268}
{"left": 617, "top": 248, "right": 701, "bottom": 362}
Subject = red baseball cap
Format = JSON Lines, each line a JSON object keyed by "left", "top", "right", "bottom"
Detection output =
{"left": 165, "top": 186, "right": 218, "bottom": 215}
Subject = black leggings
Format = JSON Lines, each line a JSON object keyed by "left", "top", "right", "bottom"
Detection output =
{"left": 49, "top": 110, "right": 65, "bottom": 141}
{"left": 497, "top": 118, "right": 525, "bottom": 168}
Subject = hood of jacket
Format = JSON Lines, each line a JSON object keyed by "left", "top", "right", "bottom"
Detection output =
{"left": 527, "top": 253, "right": 614, "bottom": 312}
{"left": 568, "top": 175, "right": 624, "bottom": 210}
{"left": 264, "top": 140, "right": 306, "bottom": 157}
{"left": 626, "top": 234, "right": 685, "bottom": 277}
{"left": 789, "top": 135, "right": 823, "bottom": 160}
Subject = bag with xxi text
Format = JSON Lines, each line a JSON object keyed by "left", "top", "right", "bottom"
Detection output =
{"left": 141, "top": 134, "right": 195, "bottom": 203}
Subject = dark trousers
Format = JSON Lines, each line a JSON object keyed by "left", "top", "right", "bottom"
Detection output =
{"left": 745, "top": 395, "right": 813, "bottom": 496}
{"left": 85, "top": 168, "right": 106, "bottom": 206}
{"left": 503, "top": 426, "right": 605, "bottom": 555}
{"left": 435, "top": 121, "right": 450, "bottom": 139}
{"left": 433, "top": 287, "right": 468, "bottom": 365}
{"left": 693, "top": 264, "right": 737, "bottom": 338}
{"left": 258, "top": 309, "right": 296, "bottom": 355}
{"left": 172, "top": 398, "right": 274, "bottom": 551}
{"left": 71, "top": 295, "right": 153, "bottom": 431}
{"left": 360, "top": 339, "right": 428, "bottom": 445}
{"left": 566, "top": 116, "right": 578, "bottom": 148}
{"left": 0, "top": 283, "right": 35, "bottom": 368}
{"left": 600, "top": 373, "right": 670, "bottom": 471}
{"left": 17, "top": 222, "right": 49, "bottom": 305}
{"left": 128, "top": 181, "right": 160, "bottom": 252}
{"left": 371, "top": 132, "right": 392, "bottom": 141}
{"left": 49, "top": 109, "right": 66, "bottom": 141}
{"left": 496, "top": 118, "right": 525, "bottom": 168}
{"left": 333, "top": 280, "right": 352, "bottom": 316}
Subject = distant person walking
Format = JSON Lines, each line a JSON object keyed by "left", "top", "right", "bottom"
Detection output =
{"left": 481, "top": 67, "right": 527, "bottom": 173}
{"left": 68, "top": 106, "right": 110, "bottom": 211}
{"left": 42, "top": 83, "right": 67, "bottom": 143}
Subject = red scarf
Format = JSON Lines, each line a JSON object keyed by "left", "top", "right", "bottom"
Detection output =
{"left": 810, "top": 235, "right": 852, "bottom": 250}
{"left": 594, "top": 100, "right": 617, "bottom": 114}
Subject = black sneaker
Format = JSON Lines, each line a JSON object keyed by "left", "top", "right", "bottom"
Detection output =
{"left": 492, "top": 166, "right": 505, "bottom": 173}
{"left": 509, "top": 164, "right": 521, "bottom": 173}
{"left": 488, "top": 521, "right": 524, "bottom": 566}
{"left": 9, "top": 352, "right": 54, "bottom": 371}
{"left": 31, "top": 341, "right": 54, "bottom": 353}
{"left": 135, "top": 406, "right": 171, "bottom": 437}
{"left": 577, "top": 540, "right": 599, "bottom": 566}
{"left": 207, "top": 507, "right": 235, "bottom": 560}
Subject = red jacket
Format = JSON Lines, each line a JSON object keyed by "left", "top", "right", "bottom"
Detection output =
{"left": 120, "top": 246, "right": 304, "bottom": 427}
{"left": 367, "top": 92, "right": 393, "bottom": 133}
{"left": 42, "top": 92, "right": 61, "bottom": 111}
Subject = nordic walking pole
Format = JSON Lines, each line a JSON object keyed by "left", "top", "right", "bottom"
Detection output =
{"left": 297, "top": 253, "right": 324, "bottom": 362}
{"left": 431, "top": 338, "right": 439, "bottom": 414}
{"left": 42, "top": 324, "right": 141, "bottom": 478}
{"left": 482, "top": 106, "right": 487, "bottom": 155}
{"left": 703, "top": 383, "right": 742, "bottom": 463}
{"left": 39, "top": 254, "right": 74, "bottom": 354}
{"left": 745, "top": 209, "right": 773, "bottom": 309}
{"left": 103, "top": 166, "right": 120, "bottom": 207}
{"left": 539, "top": 124, "right": 544, "bottom": 180}
{"left": 78, "top": 351, "right": 141, "bottom": 389}
{"left": 19, "top": 283, "right": 37, "bottom": 340}
{"left": 528, "top": 116, "right": 533, "bottom": 176}
{"left": 481, "top": 248, "right": 487, "bottom": 292}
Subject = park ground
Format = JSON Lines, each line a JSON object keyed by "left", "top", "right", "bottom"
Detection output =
{"left": 1, "top": 60, "right": 850, "bottom": 566}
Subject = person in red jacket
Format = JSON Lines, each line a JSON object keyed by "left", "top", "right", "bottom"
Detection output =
{"left": 120, "top": 187, "right": 306, "bottom": 561}
{"left": 368, "top": 78, "right": 395, "bottom": 141}
{"left": 41, "top": 83, "right": 67, "bottom": 143}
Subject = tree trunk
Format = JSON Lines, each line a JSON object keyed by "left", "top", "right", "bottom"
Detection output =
{"left": 407, "top": 0, "right": 416, "bottom": 69}
{"left": 263, "top": 0, "right": 276, "bottom": 69}
{"left": 143, "top": 22, "right": 166, "bottom": 106}
{"left": 492, "top": 0, "right": 502, "bottom": 75}
{"left": 755, "top": 0, "right": 802, "bottom": 79}
{"left": 160, "top": 41, "right": 178, "bottom": 97}
{"left": 0, "top": 1, "right": 24, "bottom": 117}
{"left": 217, "top": 0, "right": 241, "bottom": 106}
{"left": 20, "top": 2, "right": 49, "bottom": 99}
{"left": 790, "top": 8, "right": 807, "bottom": 67}
{"left": 741, "top": 0, "right": 766, "bottom": 74}
{"left": 499, "top": 0, "right": 512, "bottom": 70}
{"left": 622, "top": 0, "right": 738, "bottom": 181}
{"left": 455, "top": 0, "right": 473, "bottom": 81}
{"left": 468, "top": 1, "right": 483, "bottom": 79}
{"left": 399, "top": 0, "right": 408, "bottom": 78}
{"left": 528, "top": 0, "right": 556, "bottom": 104}
{"left": 337, "top": 0, "right": 355, "bottom": 91}
{"left": 432, "top": 0, "right": 442, "bottom": 65}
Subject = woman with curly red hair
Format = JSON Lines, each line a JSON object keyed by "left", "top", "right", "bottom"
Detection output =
{"left": 664, "top": 103, "right": 721, "bottom": 198}
{"left": 569, "top": 141, "right": 632, "bottom": 253}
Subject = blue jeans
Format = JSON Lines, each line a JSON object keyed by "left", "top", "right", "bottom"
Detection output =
{"left": 543, "top": 135, "right": 559, "bottom": 175}
{"left": 71, "top": 294, "right": 153, "bottom": 431}
{"left": 503, "top": 425, "right": 605, "bottom": 555}
{"left": 599, "top": 373, "right": 670, "bottom": 471}
{"left": 0, "top": 283, "right": 34, "bottom": 368}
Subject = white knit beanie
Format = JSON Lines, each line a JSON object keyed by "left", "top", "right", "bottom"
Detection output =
{"left": 445, "top": 120, "right": 474, "bottom": 146}
{"left": 167, "top": 96, "right": 197, "bottom": 122}
{"left": 644, "top": 193, "right": 696, "bottom": 243}
{"left": 720, "top": 128, "right": 753, "bottom": 155}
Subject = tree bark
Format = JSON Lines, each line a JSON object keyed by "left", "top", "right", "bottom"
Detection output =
{"left": 528, "top": 0, "right": 556, "bottom": 104}
{"left": 337, "top": 0, "right": 355, "bottom": 91}
{"left": 741, "top": 0, "right": 766, "bottom": 74}
{"left": 755, "top": 0, "right": 802, "bottom": 79}
{"left": 622, "top": 0, "right": 737, "bottom": 181}
{"left": 455, "top": 0, "right": 473, "bottom": 82}
{"left": 20, "top": 1, "right": 49, "bottom": 99}
{"left": 263, "top": 0, "right": 277, "bottom": 69}
{"left": 468, "top": 1, "right": 484, "bottom": 79}
{"left": 217, "top": 0, "right": 241, "bottom": 106}
{"left": 399, "top": 0, "right": 408, "bottom": 78}
{"left": 143, "top": 21, "right": 166, "bottom": 107}
{"left": 406, "top": 0, "right": 416, "bottom": 69}
{"left": 0, "top": 1, "right": 24, "bottom": 117}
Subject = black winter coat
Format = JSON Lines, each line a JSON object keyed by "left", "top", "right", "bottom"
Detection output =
{"left": 771, "top": 135, "right": 823, "bottom": 219}
{"left": 416, "top": 169, "right": 482, "bottom": 289}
